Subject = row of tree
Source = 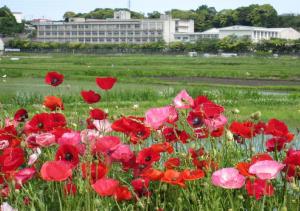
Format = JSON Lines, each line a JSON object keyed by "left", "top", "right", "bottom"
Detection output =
{"left": 7, "top": 37, "right": 300, "bottom": 54}
{"left": 0, "top": 6, "right": 24, "bottom": 36}
{"left": 63, "top": 4, "right": 300, "bottom": 32}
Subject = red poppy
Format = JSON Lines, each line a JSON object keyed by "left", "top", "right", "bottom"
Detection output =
{"left": 0, "top": 125, "right": 18, "bottom": 148}
{"left": 114, "top": 186, "right": 132, "bottom": 201}
{"left": 131, "top": 178, "right": 150, "bottom": 197}
{"left": 90, "top": 108, "right": 107, "bottom": 120}
{"left": 265, "top": 119, "right": 294, "bottom": 141}
{"left": 136, "top": 148, "right": 160, "bottom": 166}
{"left": 161, "top": 169, "right": 185, "bottom": 187}
{"left": 283, "top": 149, "right": 300, "bottom": 179}
{"left": 25, "top": 113, "right": 54, "bottom": 134}
{"left": 81, "top": 90, "right": 101, "bottom": 104}
{"left": 51, "top": 113, "right": 67, "bottom": 128}
{"left": 64, "top": 182, "right": 77, "bottom": 196}
{"left": 266, "top": 137, "right": 288, "bottom": 152}
{"left": 192, "top": 96, "right": 224, "bottom": 118}
{"left": 96, "top": 77, "right": 117, "bottom": 90}
{"left": 245, "top": 178, "right": 274, "bottom": 200}
{"left": 43, "top": 96, "right": 64, "bottom": 111}
{"left": 0, "top": 147, "right": 25, "bottom": 172}
{"left": 251, "top": 153, "right": 273, "bottom": 164}
{"left": 45, "top": 71, "right": 64, "bottom": 87}
{"left": 81, "top": 162, "right": 108, "bottom": 183}
{"left": 151, "top": 142, "right": 174, "bottom": 154}
{"left": 55, "top": 144, "right": 80, "bottom": 168}
{"left": 14, "top": 108, "right": 28, "bottom": 122}
{"left": 236, "top": 162, "right": 253, "bottom": 177}
{"left": 164, "top": 158, "right": 181, "bottom": 169}
{"left": 229, "top": 121, "right": 254, "bottom": 140}
{"left": 40, "top": 161, "right": 72, "bottom": 181}
{"left": 187, "top": 111, "right": 205, "bottom": 128}
{"left": 181, "top": 169, "right": 205, "bottom": 181}
{"left": 140, "top": 168, "right": 164, "bottom": 181}
{"left": 92, "top": 178, "right": 119, "bottom": 196}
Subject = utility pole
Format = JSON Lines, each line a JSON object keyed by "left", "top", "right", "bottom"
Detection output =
{"left": 128, "top": 0, "right": 131, "bottom": 10}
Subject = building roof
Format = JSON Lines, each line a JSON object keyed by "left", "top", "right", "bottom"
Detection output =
{"left": 218, "top": 25, "right": 296, "bottom": 32}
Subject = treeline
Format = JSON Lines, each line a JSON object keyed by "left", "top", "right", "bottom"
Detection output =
{"left": 0, "top": 6, "right": 24, "bottom": 36}
{"left": 63, "top": 4, "right": 300, "bottom": 32}
{"left": 7, "top": 37, "right": 300, "bottom": 54}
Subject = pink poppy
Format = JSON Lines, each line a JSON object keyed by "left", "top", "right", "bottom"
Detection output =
{"left": 110, "top": 144, "right": 134, "bottom": 163}
{"left": 173, "top": 90, "right": 194, "bottom": 109}
{"left": 80, "top": 129, "right": 100, "bottom": 145}
{"left": 58, "top": 132, "right": 85, "bottom": 155}
{"left": 93, "top": 119, "right": 112, "bottom": 133}
{"left": 14, "top": 167, "right": 36, "bottom": 185}
{"left": 249, "top": 160, "right": 285, "bottom": 180}
{"left": 145, "top": 105, "right": 178, "bottom": 129}
{"left": 40, "top": 161, "right": 72, "bottom": 181}
{"left": 211, "top": 168, "right": 245, "bottom": 189}
{"left": 92, "top": 178, "right": 119, "bottom": 196}
{"left": 35, "top": 133, "right": 56, "bottom": 147}
{"left": 204, "top": 114, "right": 227, "bottom": 131}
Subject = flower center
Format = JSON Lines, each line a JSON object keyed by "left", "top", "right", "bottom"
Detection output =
{"left": 145, "top": 156, "right": 152, "bottom": 162}
{"left": 136, "top": 131, "right": 144, "bottom": 137}
{"left": 193, "top": 117, "right": 203, "bottom": 127}
{"left": 51, "top": 78, "right": 59, "bottom": 85}
{"left": 65, "top": 153, "right": 73, "bottom": 161}
{"left": 38, "top": 122, "right": 44, "bottom": 129}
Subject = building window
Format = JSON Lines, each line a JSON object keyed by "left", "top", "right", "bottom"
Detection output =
{"left": 114, "top": 31, "right": 119, "bottom": 35}
{"left": 92, "top": 38, "right": 98, "bottom": 42}
{"left": 52, "top": 25, "right": 57, "bottom": 30}
{"left": 114, "top": 38, "right": 119, "bottom": 42}
{"left": 79, "top": 25, "right": 84, "bottom": 29}
{"left": 72, "top": 31, "right": 77, "bottom": 35}
{"left": 150, "top": 38, "right": 155, "bottom": 42}
{"left": 72, "top": 25, "right": 77, "bottom": 29}
{"left": 59, "top": 32, "right": 64, "bottom": 35}
{"left": 39, "top": 32, "right": 44, "bottom": 35}
{"left": 85, "top": 25, "right": 90, "bottom": 29}
{"left": 99, "top": 31, "right": 105, "bottom": 35}
{"left": 120, "top": 38, "right": 126, "bottom": 42}
{"left": 135, "top": 38, "right": 140, "bottom": 42}
{"left": 85, "top": 32, "right": 91, "bottom": 35}
{"left": 128, "top": 32, "right": 133, "bottom": 35}
{"left": 135, "top": 31, "right": 140, "bottom": 35}
{"left": 99, "top": 38, "right": 104, "bottom": 42}
{"left": 46, "top": 32, "right": 51, "bottom": 35}
{"left": 135, "top": 24, "right": 140, "bottom": 29}
{"left": 120, "top": 31, "right": 126, "bottom": 35}
{"left": 107, "top": 38, "right": 112, "bottom": 42}
{"left": 92, "top": 31, "right": 98, "bottom": 35}
{"left": 85, "top": 38, "right": 91, "bottom": 42}
{"left": 66, "top": 32, "right": 70, "bottom": 35}
{"left": 79, "top": 31, "right": 84, "bottom": 35}
{"left": 107, "top": 31, "right": 112, "bottom": 35}
{"left": 45, "top": 25, "right": 51, "bottom": 29}
{"left": 52, "top": 32, "right": 57, "bottom": 35}
{"left": 79, "top": 38, "right": 84, "bottom": 42}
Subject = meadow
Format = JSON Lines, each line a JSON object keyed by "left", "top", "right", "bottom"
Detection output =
{"left": 0, "top": 53, "right": 300, "bottom": 211}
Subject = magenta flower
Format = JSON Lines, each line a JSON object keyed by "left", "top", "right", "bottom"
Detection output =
{"left": 110, "top": 144, "right": 134, "bottom": 163}
{"left": 35, "top": 133, "right": 56, "bottom": 147}
{"left": 249, "top": 160, "right": 285, "bottom": 180}
{"left": 14, "top": 167, "right": 36, "bottom": 185}
{"left": 211, "top": 168, "right": 245, "bottom": 189}
{"left": 58, "top": 132, "right": 86, "bottom": 155}
{"left": 204, "top": 114, "right": 227, "bottom": 131}
{"left": 145, "top": 105, "right": 178, "bottom": 129}
{"left": 173, "top": 90, "right": 194, "bottom": 109}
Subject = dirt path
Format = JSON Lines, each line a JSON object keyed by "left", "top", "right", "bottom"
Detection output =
{"left": 155, "top": 76, "right": 300, "bottom": 86}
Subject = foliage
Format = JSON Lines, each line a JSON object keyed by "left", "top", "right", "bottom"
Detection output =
{"left": 0, "top": 6, "right": 24, "bottom": 36}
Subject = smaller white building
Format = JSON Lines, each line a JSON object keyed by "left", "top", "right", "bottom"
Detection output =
{"left": 0, "top": 38, "right": 4, "bottom": 51}
{"left": 12, "top": 12, "right": 23, "bottom": 23}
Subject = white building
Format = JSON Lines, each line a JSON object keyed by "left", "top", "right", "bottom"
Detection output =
{"left": 34, "top": 11, "right": 194, "bottom": 44}
{"left": 174, "top": 25, "right": 300, "bottom": 43}
{"left": 12, "top": 12, "right": 23, "bottom": 23}
{"left": 0, "top": 38, "right": 4, "bottom": 51}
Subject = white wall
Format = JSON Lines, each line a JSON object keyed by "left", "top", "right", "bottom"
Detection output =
{"left": 0, "top": 38, "right": 4, "bottom": 51}
{"left": 13, "top": 13, "right": 23, "bottom": 23}
{"left": 279, "top": 28, "right": 300, "bottom": 40}
{"left": 219, "top": 30, "right": 253, "bottom": 39}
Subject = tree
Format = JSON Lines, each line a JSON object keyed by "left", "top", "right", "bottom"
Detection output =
{"left": 213, "top": 9, "right": 238, "bottom": 27}
{"left": 148, "top": 11, "right": 161, "bottom": 19}
{"left": 249, "top": 4, "right": 278, "bottom": 27}
{"left": 0, "top": 6, "right": 24, "bottom": 36}
{"left": 63, "top": 11, "right": 76, "bottom": 21}
{"left": 194, "top": 5, "right": 217, "bottom": 31}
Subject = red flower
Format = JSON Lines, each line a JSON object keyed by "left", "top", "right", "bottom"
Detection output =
{"left": 283, "top": 149, "right": 300, "bottom": 179}
{"left": 81, "top": 162, "right": 108, "bottom": 183}
{"left": 64, "top": 182, "right": 77, "bottom": 196}
{"left": 96, "top": 77, "right": 117, "bottom": 90}
{"left": 187, "top": 111, "right": 204, "bottom": 128}
{"left": 140, "top": 168, "right": 164, "bottom": 181}
{"left": 0, "top": 147, "right": 25, "bottom": 172}
{"left": 131, "top": 178, "right": 150, "bottom": 197}
{"left": 14, "top": 167, "right": 36, "bottom": 185}
{"left": 0, "top": 125, "right": 18, "bottom": 148}
{"left": 229, "top": 121, "right": 255, "bottom": 140}
{"left": 251, "top": 153, "right": 273, "bottom": 164}
{"left": 51, "top": 113, "right": 67, "bottom": 128}
{"left": 40, "top": 161, "right": 72, "bottom": 181}
{"left": 266, "top": 137, "right": 288, "bottom": 152}
{"left": 161, "top": 169, "right": 185, "bottom": 187}
{"left": 90, "top": 108, "right": 107, "bottom": 120}
{"left": 81, "top": 90, "right": 101, "bottom": 104}
{"left": 114, "top": 186, "right": 132, "bottom": 201}
{"left": 181, "top": 169, "right": 205, "bottom": 181}
{"left": 25, "top": 113, "right": 54, "bottom": 133}
{"left": 14, "top": 108, "right": 28, "bottom": 122}
{"left": 43, "top": 96, "right": 64, "bottom": 111}
{"left": 92, "top": 178, "right": 119, "bottom": 196}
{"left": 151, "top": 142, "right": 174, "bottom": 154}
{"left": 245, "top": 178, "right": 274, "bottom": 200}
{"left": 236, "top": 162, "right": 253, "bottom": 177}
{"left": 45, "top": 71, "right": 64, "bottom": 87}
{"left": 164, "top": 158, "right": 181, "bottom": 169}
{"left": 265, "top": 119, "right": 294, "bottom": 141}
{"left": 136, "top": 148, "right": 160, "bottom": 166}
{"left": 55, "top": 144, "right": 80, "bottom": 168}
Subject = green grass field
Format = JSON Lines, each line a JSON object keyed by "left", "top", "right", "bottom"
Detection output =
{"left": 0, "top": 54, "right": 300, "bottom": 127}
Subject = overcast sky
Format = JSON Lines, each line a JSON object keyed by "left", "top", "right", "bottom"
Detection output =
{"left": 2, "top": 0, "right": 299, "bottom": 20}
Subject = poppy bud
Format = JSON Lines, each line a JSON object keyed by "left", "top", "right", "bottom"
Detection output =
{"left": 226, "top": 130, "right": 234, "bottom": 141}
{"left": 232, "top": 108, "right": 240, "bottom": 114}
{"left": 251, "top": 111, "right": 261, "bottom": 120}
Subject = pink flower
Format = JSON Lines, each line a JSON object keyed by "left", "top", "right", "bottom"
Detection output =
{"left": 145, "top": 105, "right": 178, "bottom": 129}
{"left": 58, "top": 132, "right": 85, "bottom": 155}
{"left": 0, "top": 140, "right": 9, "bottom": 150}
{"left": 93, "top": 119, "right": 112, "bottom": 133}
{"left": 28, "top": 148, "right": 41, "bottom": 166}
{"left": 173, "top": 90, "right": 194, "bottom": 109}
{"left": 204, "top": 114, "right": 227, "bottom": 131}
{"left": 1, "top": 202, "right": 17, "bottom": 211}
{"left": 212, "top": 168, "right": 245, "bottom": 189}
{"left": 92, "top": 178, "right": 119, "bottom": 196}
{"left": 14, "top": 167, "right": 36, "bottom": 185}
{"left": 35, "top": 133, "right": 56, "bottom": 147}
{"left": 110, "top": 144, "right": 134, "bottom": 163}
{"left": 249, "top": 160, "right": 285, "bottom": 180}
{"left": 80, "top": 129, "right": 100, "bottom": 144}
